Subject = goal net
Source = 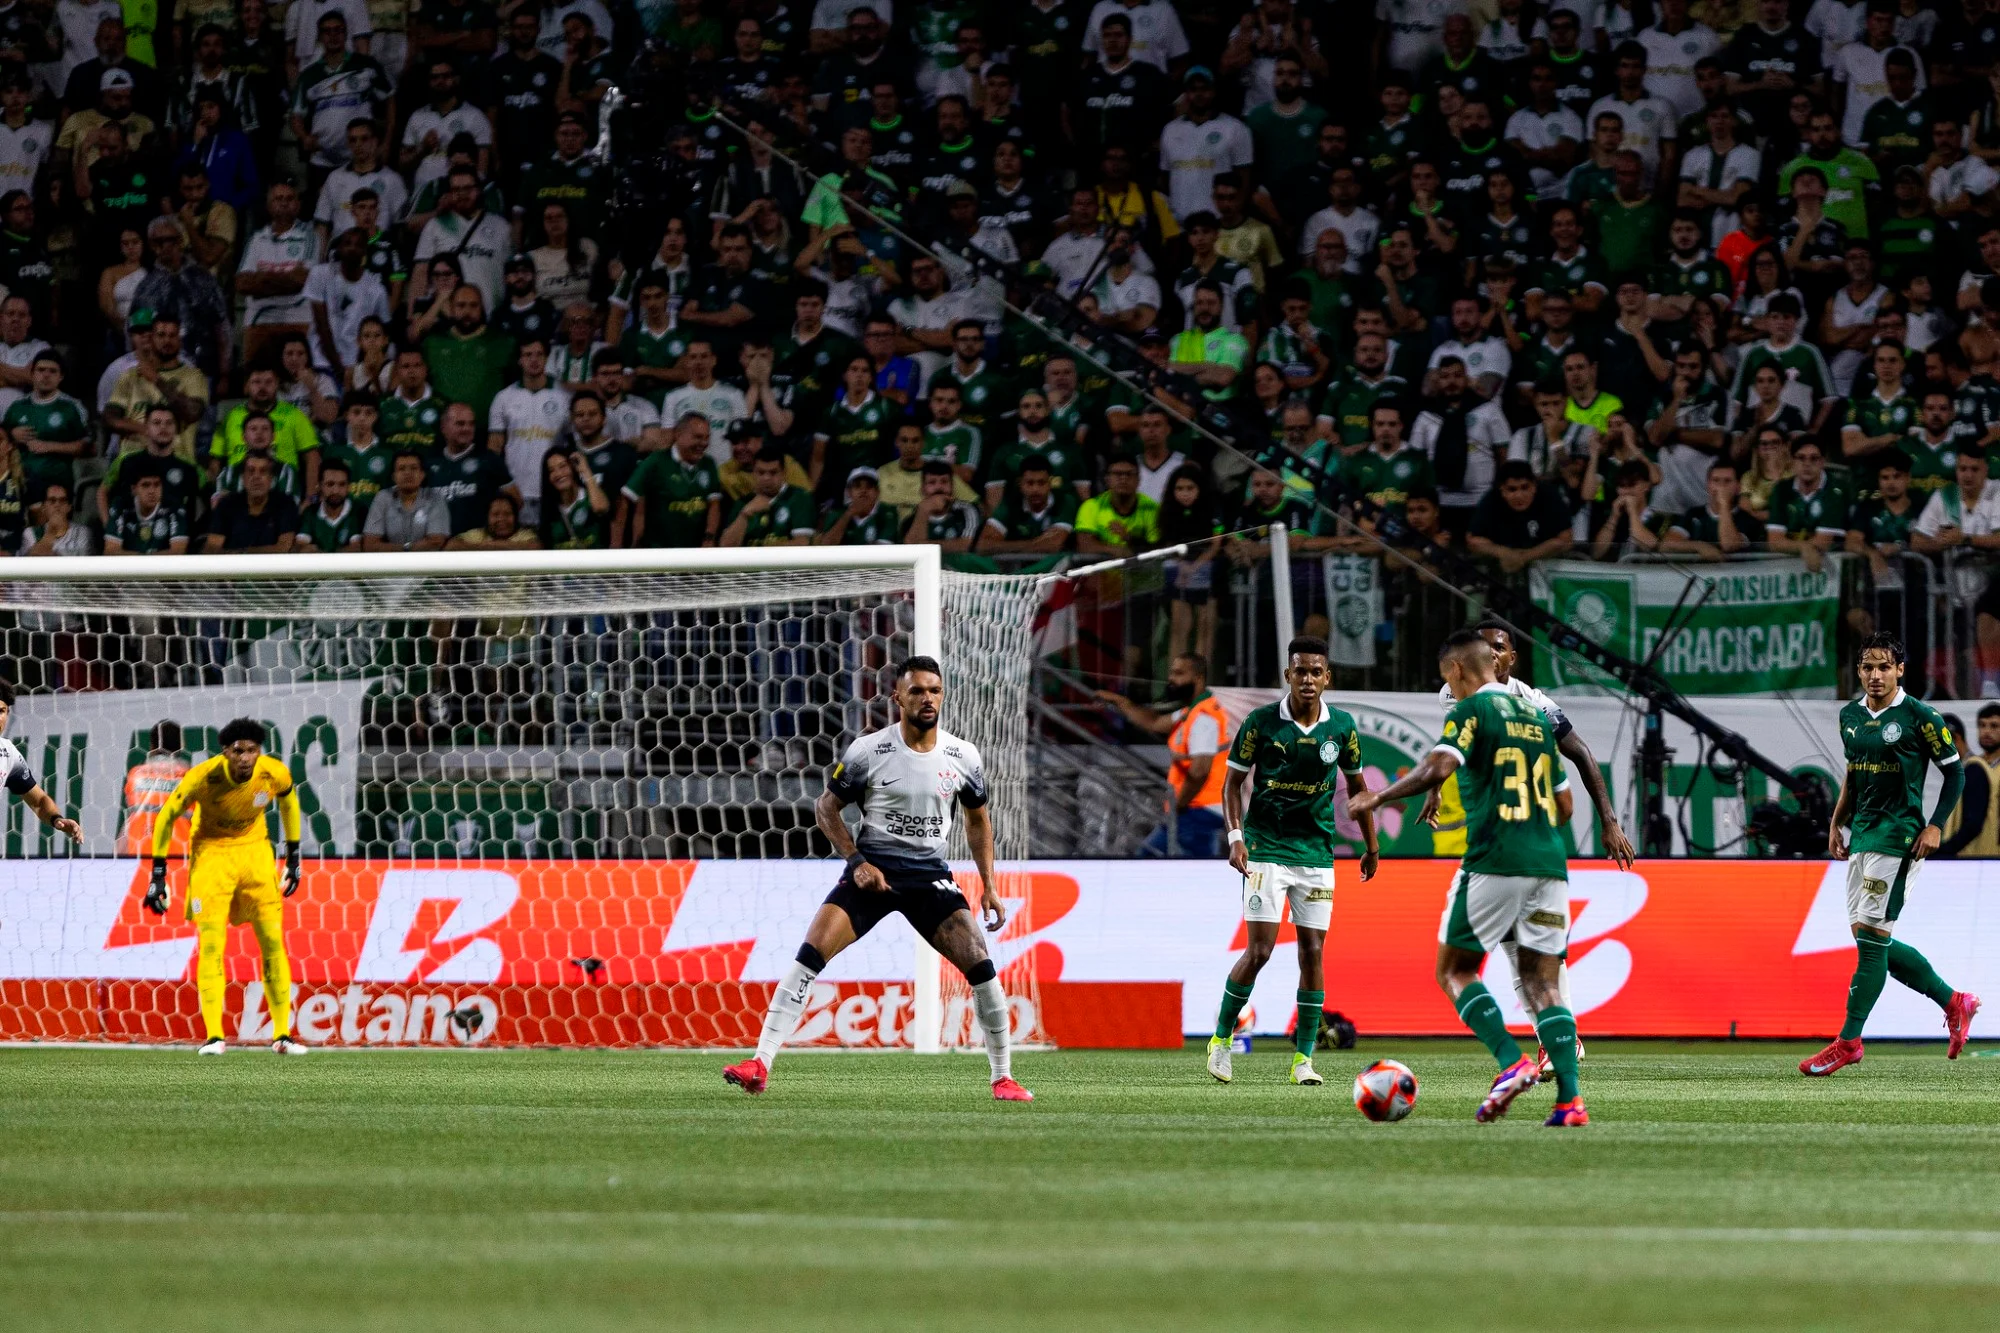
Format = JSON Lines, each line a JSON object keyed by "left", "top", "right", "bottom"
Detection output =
{"left": 0, "top": 549, "right": 1047, "bottom": 1052}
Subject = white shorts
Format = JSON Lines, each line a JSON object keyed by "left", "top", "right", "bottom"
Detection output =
{"left": 1847, "top": 851, "right": 1920, "bottom": 929}
{"left": 1440, "top": 870, "right": 1569, "bottom": 956}
{"left": 1242, "top": 862, "right": 1334, "bottom": 932}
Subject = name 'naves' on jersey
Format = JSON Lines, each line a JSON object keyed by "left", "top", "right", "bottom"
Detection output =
{"left": 827, "top": 725, "right": 989, "bottom": 875}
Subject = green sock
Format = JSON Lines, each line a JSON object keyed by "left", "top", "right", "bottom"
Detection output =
{"left": 1213, "top": 979, "right": 1254, "bottom": 1041}
{"left": 1887, "top": 939, "right": 1956, "bottom": 1009}
{"left": 1294, "top": 989, "right": 1325, "bottom": 1059}
{"left": 1454, "top": 981, "right": 1524, "bottom": 1069}
{"left": 1840, "top": 935, "right": 1891, "bottom": 1040}
{"left": 1536, "top": 1005, "right": 1581, "bottom": 1101}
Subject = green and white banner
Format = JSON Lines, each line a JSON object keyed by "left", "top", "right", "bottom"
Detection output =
{"left": 1322, "top": 554, "right": 1382, "bottom": 669}
{"left": 6, "top": 682, "right": 372, "bottom": 856}
{"left": 1529, "top": 558, "right": 1844, "bottom": 697}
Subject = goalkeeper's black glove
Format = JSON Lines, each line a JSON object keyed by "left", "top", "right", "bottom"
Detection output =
{"left": 283, "top": 845, "right": 302, "bottom": 897}
{"left": 143, "top": 859, "right": 168, "bottom": 916}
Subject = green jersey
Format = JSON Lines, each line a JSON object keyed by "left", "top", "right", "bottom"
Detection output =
{"left": 427, "top": 444, "right": 512, "bottom": 533}
{"left": 1258, "top": 321, "right": 1337, "bottom": 386}
{"left": 987, "top": 489, "right": 1079, "bottom": 543}
{"left": 1226, "top": 697, "right": 1363, "bottom": 868}
{"left": 1597, "top": 197, "right": 1666, "bottom": 276}
{"left": 1875, "top": 213, "right": 1940, "bottom": 284}
{"left": 1840, "top": 692, "right": 1957, "bottom": 855}
{"left": 378, "top": 391, "right": 445, "bottom": 456}
{"left": 1848, "top": 497, "right": 1917, "bottom": 549}
{"left": 1650, "top": 254, "right": 1733, "bottom": 310}
{"left": 817, "top": 393, "right": 898, "bottom": 481}
{"left": 1765, "top": 475, "right": 1850, "bottom": 539}
{"left": 321, "top": 437, "right": 395, "bottom": 508}
{"left": 923, "top": 420, "right": 982, "bottom": 474}
{"left": 1902, "top": 427, "right": 1964, "bottom": 498}
{"left": 104, "top": 501, "right": 187, "bottom": 553}
{"left": 620, "top": 322, "right": 691, "bottom": 409}
{"left": 1364, "top": 114, "right": 1424, "bottom": 189}
{"left": 544, "top": 489, "right": 607, "bottom": 549}
{"left": 1844, "top": 391, "right": 1917, "bottom": 448}
{"left": 2, "top": 391, "right": 89, "bottom": 489}
{"left": 623, "top": 451, "right": 722, "bottom": 548}
{"left": 1671, "top": 503, "right": 1758, "bottom": 546}
{"left": 1321, "top": 372, "right": 1408, "bottom": 447}
{"left": 1248, "top": 98, "right": 1328, "bottom": 183}
{"left": 1524, "top": 247, "right": 1610, "bottom": 304}
{"left": 1344, "top": 446, "right": 1434, "bottom": 515}
{"left": 215, "top": 454, "right": 304, "bottom": 503}
{"left": 729, "top": 483, "right": 817, "bottom": 546}
{"left": 575, "top": 437, "right": 639, "bottom": 503}
{"left": 931, "top": 360, "right": 1010, "bottom": 439}
{"left": 985, "top": 433, "right": 1088, "bottom": 495}
{"left": 1860, "top": 94, "right": 1934, "bottom": 174}
{"left": 1730, "top": 338, "right": 1833, "bottom": 404}
{"left": 1439, "top": 685, "right": 1571, "bottom": 879}
{"left": 1779, "top": 149, "right": 1878, "bottom": 238}
{"left": 297, "top": 497, "right": 365, "bottom": 552}
{"left": 824, "top": 502, "right": 901, "bottom": 545}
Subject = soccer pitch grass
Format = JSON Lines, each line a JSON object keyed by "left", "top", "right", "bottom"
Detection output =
{"left": 4, "top": 1042, "right": 1999, "bottom": 1332}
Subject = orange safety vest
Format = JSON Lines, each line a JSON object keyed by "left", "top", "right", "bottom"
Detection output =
{"left": 1168, "top": 693, "right": 1231, "bottom": 810}
{"left": 123, "top": 755, "right": 191, "bottom": 857}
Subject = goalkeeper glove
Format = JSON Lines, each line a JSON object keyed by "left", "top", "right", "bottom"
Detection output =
{"left": 283, "top": 845, "right": 302, "bottom": 897}
{"left": 143, "top": 859, "right": 168, "bottom": 916}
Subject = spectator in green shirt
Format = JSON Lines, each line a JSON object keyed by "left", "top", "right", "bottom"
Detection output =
{"left": 721, "top": 446, "right": 817, "bottom": 547}
{"left": 1168, "top": 281, "right": 1249, "bottom": 403}
{"left": 422, "top": 282, "right": 516, "bottom": 430}
{"left": 1075, "top": 454, "right": 1161, "bottom": 556}
{"left": 1763, "top": 435, "right": 1848, "bottom": 571}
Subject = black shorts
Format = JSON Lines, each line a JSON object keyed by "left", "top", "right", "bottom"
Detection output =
{"left": 825, "top": 863, "right": 969, "bottom": 943}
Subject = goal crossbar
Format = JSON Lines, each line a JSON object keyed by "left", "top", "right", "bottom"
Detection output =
{"left": 1, "top": 545, "right": 983, "bottom": 1051}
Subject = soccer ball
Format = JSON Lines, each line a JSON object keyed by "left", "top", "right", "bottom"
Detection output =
{"left": 1353, "top": 1059, "right": 1419, "bottom": 1122}
{"left": 1233, "top": 1005, "right": 1256, "bottom": 1037}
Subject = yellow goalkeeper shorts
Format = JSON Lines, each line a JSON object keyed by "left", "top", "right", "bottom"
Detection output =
{"left": 184, "top": 842, "right": 282, "bottom": 928}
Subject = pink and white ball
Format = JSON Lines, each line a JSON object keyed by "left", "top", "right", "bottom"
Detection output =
{"left": 1352, "top": 1059, "right": 1419, "bottom": 1122}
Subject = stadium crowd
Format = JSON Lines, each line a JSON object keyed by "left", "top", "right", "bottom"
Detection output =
{"left": 4, "top": 0, "right": 2000, "bottom": 640}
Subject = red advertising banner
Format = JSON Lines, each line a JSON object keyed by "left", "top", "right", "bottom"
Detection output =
{"left": 2, "top": 858, "right": 1994, "bottom": 1044}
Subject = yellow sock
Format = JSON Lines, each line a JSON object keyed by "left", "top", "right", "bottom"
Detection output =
{"left": 250, "top": 909, "right": 292, "bottom": 1039}
{"left": 196, "top": 922, "right": 228, "bottom": 1041}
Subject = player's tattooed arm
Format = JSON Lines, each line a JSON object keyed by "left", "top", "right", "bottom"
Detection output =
{"left": 815, "top": 788, "right": 885, "bottom": 891}
{"left": 1557, "top": 730, "right": 1634, "bottom": 868}
{"left": 962, "top": 802, "right": 1005, "bottom": 931}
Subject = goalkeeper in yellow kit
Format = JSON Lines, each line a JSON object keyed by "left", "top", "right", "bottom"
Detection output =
{"left": 142, "top": 718, "right": 308, "bottom": 1055}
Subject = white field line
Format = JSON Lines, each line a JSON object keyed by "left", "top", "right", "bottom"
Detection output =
{"left": 3, "top": 1211, "right": 1999, "bottom": 1247}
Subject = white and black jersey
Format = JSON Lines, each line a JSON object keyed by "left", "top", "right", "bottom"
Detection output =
{"left": 827, "top": 725, "right": 988, "bottom": 876}
{"left": 1436, "top": 677, "right": 1572, "bottom": 741}
{"left": 0, "top": 737, "right": 35, "bottom": 795}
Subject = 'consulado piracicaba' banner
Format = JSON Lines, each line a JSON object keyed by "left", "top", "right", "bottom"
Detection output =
{"left": 2, "top": 859, "right": 1993, "bottom": 1046}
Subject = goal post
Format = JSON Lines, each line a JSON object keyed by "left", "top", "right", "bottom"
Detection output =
{"left": 0, "top": 547, "right": 1043, "bottom": 1053}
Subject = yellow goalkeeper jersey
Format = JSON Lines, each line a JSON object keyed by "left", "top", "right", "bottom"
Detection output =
{"left": 152, "top": 754, "right": 301, "bottom": 854}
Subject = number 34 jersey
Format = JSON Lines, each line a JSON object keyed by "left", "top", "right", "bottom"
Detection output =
{"left": 827, "top": 725, "right": 989, "bottom": 876}
{"left": 1435, "top": 683, "right": 1572, "bottom": 880}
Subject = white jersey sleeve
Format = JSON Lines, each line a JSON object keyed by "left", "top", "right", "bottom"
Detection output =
{"left": 828, "top": 726, "right": 988, "bottom": 872}
{"left": 0, "top": 737, "right": 36, "bottom": 794}
{"left": 1439, "top": 676, "right": 1572, "bottom": 739}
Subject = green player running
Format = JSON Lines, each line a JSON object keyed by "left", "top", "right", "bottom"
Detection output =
{"left": 1208, "top": 636, "right": 1379, "bottom": 1087}
{"left": 1352, "top": 629, "right": 1587, "bottom": 1127}
{"left": 1803, "top": 633, "right": 1981, "bottom": 1077}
